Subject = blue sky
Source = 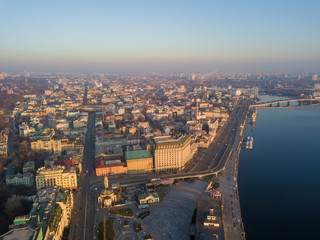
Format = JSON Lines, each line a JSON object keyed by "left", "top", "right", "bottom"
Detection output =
{"left": 1, "top": 0, "right": 320, "bottom": 73}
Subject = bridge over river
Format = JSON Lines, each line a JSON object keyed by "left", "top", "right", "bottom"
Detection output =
{"left": 250, "top": 98, "right": 320, "bottom": 109}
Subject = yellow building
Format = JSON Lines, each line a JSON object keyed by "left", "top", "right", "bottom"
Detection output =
{"left": 35, "top": 166, "right": 77, "bottom": 190}
{"left": 31, "top": 138, "right": 62, "bottom": 155}
{"left": 125, "top": 150, "right": 153, "bottom": 174}
{"left": 151, "top": 135, "right": 191, "bottom": 172}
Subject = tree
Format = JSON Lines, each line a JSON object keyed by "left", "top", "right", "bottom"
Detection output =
{"left": 212, "top": 182, "right": 220, "bottom": 189}
{"left": 0, "top": 156, "right": 7, "bottom": 174}
{"left": 202, "top": 122, "right": 209, "bottom": 134}
{"left": 4, "top": 197, "right": 24, "bottom": 220}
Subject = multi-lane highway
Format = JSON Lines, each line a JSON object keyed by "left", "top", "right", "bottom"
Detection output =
{"left": 70, "top": 111, "right": 96, "bottom": 240}
{"left": 191, "top": 99, "right": 249, "bottom": 172}
{"left": 218, "top": 106, "right": 248, "bottom": 240}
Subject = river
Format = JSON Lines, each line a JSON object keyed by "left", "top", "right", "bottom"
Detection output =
{"left": 238, "top": 96, "right": 320, "bottom": 240}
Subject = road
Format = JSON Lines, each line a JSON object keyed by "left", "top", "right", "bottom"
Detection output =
{"left": 69, "top": 111, "right": 96, "bottom": 240}
{"left": 219, "top": 110, "right": 248, "bottom": 240}
{"left": 192, "top": 99, "right": 249, "bottom": 173}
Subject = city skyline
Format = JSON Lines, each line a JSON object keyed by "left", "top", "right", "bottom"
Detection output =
{"left": 1, "top": 0, "right": 320, "bottom": 73}
{"left": 0, "top": 1, "right": 320, "bottom": 238}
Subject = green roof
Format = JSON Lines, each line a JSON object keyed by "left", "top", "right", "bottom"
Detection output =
{"left": 126, "top": 150, "right": 152, "bottom": 161}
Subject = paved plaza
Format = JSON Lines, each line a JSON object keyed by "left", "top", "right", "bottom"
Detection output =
{"left": 141, "top": 180, "right": 207, "bottom": 240}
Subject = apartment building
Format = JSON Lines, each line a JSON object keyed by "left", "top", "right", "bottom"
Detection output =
{"left": 31, "top": 138, "right": 62, "bottom": 155}
{"left": 35, "top": 166, "right": 77, "bottom": 190}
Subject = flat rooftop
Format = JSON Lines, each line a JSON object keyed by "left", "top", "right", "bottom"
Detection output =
{"left": 0, "top": 227, "right": 36, "bottom": 240}
{"left": 126, "top": 150, "right": 152, "bottom": 160}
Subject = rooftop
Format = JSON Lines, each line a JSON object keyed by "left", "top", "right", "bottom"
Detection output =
{"left": 6, "top": 172, "right": 33, "bottom": 180}
{"left": 153, "top": 134, "right": 190, "bottom": 148}
{"left": 0, "top": 227, "right": 36, "bottom": 240}
{"left": 126, "top": 150, "right": 152, "bottom": 160}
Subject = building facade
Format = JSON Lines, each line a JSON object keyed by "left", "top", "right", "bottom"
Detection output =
{"left": 126, "top": 150, "right": 153, "bottom": 174}
{"left": 31, "top": 139, "right": 62, "bottom": 155}
{"left": 151, "top": 135, "right": 191, "bottom": 172}
{"left": 6, "top": 172, "right": 34, "bottom": 187}
{"left": 95, "top": 161, "right": 127, "bottom": 176}
{"left": 95, "top": 154, "right": 127, "bottom": 176}
{"left": 35, "top": 166, "right": 77, "bottom": 190}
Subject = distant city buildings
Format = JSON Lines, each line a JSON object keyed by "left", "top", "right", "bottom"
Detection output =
{"left": 312, "top": 74, "right": 318, "bottom": 81}
{"left": 1, "top": 71, "right": 318, "bottom": 239}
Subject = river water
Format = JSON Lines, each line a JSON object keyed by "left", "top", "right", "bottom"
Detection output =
{"left": 238, "top": 96, "right": 320, "bottom": 240}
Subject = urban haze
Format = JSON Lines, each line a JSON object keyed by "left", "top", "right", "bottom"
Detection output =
{"left": 0, "top": 1, "right": 319, "bottom": 240}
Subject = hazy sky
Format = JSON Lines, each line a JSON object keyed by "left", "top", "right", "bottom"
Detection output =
{"left": 1, "top": 0, "right": 320, "bottom": 73}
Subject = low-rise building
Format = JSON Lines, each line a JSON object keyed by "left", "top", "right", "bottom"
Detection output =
{"left": 23, "top": 161, "right": 35, "bottom": 173}
{"left": 60, "top": 137, "right": 84, "bottom": 155}
{"left": 95, "top": 154, "right": 127, "bottom": 176}
{"left": 95, "top": 134, "right": 140, "bottom": 156}
{"left": 126, "top": 150, "right": 153, "bottom": 174}
{"left": 6, "top": 172, "right": 34, "bottom": 187}
{"left": 138, "top": 191, "right": 160, "bottom": 205}
{"left": 96, "top": 160, "right": 127, "bottom": 176}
